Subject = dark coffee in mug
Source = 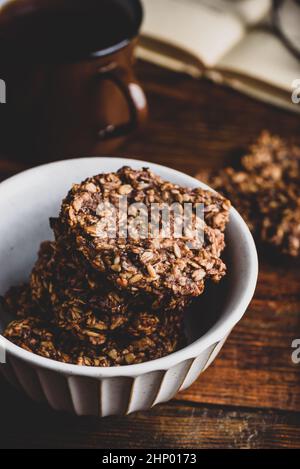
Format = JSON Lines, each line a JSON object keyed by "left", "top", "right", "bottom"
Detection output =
{"left": 0, "top": 0, "right": 147, "bottom": 161}
{"left": 0, "top": 0, "right": 141, "bottom": 60}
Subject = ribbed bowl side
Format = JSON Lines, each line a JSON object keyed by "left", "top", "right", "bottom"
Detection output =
{"left": 100, "top": 376, "right": 134, "bottom": 417}
{"left": 202, "top": 335, "right": 229, "bottom": 373}
{"left": 68, "top": 376, "right": 100, "bottom": 416}
{"left": 0, "top": 339, "right": 228, "bottom": 417}
{"left": 179, "top": 343, "right": 218, "bottom": 391}
{"left": 35, "top": 368, "right": 74, "bottom": 413}
{"left": 151, "top": 359, "right": 195, "bottom": 407}
{"left": 125, "top": 370, "right": 166, "bottom": 415}
{"left": 8, "top": 355, "right": 46, "bottom": 403}
{"left": 0, "top": 356, "right": 22, "bottom": 391}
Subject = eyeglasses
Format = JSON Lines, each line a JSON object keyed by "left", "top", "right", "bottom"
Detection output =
{"left": 200, "top": 0, "right": 300, "bottom": 60}
{"left": 273, "top": 0, "right": 300, "bottom": 60}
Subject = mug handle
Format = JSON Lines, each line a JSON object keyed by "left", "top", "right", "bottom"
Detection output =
{"left": 96, "top": 62, "right": 148, "bottom": 140}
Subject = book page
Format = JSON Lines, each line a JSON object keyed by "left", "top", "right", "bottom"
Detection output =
{"left": 205, "top": 68, "right": 300, "bottom": 114}
{"left": 136, "top": 43, "right": 204, "bottom": 78}
{"left": 141, "top": 0, "right": 245, "bottom": 67}
{"left": 195, "top": 0, "right": 271, "bottom": 26}
{"left": 217, "top": 29, "right": 300, "bottom": 92}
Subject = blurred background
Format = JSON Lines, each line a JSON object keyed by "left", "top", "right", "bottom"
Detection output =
{"left": 0, "top": 0, "right": 299, "bottom": 169}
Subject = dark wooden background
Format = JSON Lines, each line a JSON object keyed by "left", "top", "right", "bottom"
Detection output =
{"left": 0, "top": 60, "right": 300, "bottom": 449}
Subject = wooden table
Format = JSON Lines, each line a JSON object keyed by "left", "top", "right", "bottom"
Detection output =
{"left": 0, "top": 61, "right": 300, "bottom": 449}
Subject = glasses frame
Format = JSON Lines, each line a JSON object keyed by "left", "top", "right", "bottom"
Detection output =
{"left": 272, "top": 0, "right": 300, "bottom": 60}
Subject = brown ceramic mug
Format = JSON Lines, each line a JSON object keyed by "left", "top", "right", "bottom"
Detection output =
{"left": 0, "top": 0, "right": 147, "bottom": 161}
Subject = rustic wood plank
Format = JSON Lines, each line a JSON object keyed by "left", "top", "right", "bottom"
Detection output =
{"left": 178, "top": 260, "right": 300, "bottom": 411}
{"left": 0, "top": 376, "right": 299, "bottom": 449}
{"left": 112, "top": 61, "right": 300, "bottom": 176}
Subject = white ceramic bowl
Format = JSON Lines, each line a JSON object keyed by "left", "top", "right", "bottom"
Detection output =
{"left": 0, "top": 158, "right": 258, "bottom": 417}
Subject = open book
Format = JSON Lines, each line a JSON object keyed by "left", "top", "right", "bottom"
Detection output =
{"left": 137, "top": 0, "right": 300, "bottom": 114}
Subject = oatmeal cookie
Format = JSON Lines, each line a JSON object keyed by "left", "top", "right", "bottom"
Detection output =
{"left": 31, "top": 241, "right": 190, "bottom": 324}
{"left": 6, "top": 242, "right": 182, "bottom": 346}
{"left": 4, "top": 259, "right": 185, "bottom": 348}
{"left": 2, "top": 284, "right": 41, "bottom": 319}
{"left": 197, "top": 132, "right": 300, "bottom": 257}
{"left": 65, "top": 328, "right": 184, "bottom": 366}
{"left": 3, "top": 317, "right": 64, "bottom": 361}
{"left": 3, "top": 314, "right": 184, "bottom": 366}
{"left": 56, "top": 167, "right": 230, "bottom": 297}
{"left": 30, "top": 241, "right": 131, "bottom": 316}
{"left": 5, "top": 285, "right": 185, "bottom": 348}
{"left": 55, "top": 298, "right": 183, "bottom": 346}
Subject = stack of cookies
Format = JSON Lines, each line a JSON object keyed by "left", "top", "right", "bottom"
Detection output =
{"left": 197, "top": 132, "right": 300, "bottom": 258}
{"left": 3, "top": 167, "right": 230, "bottom": 366}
